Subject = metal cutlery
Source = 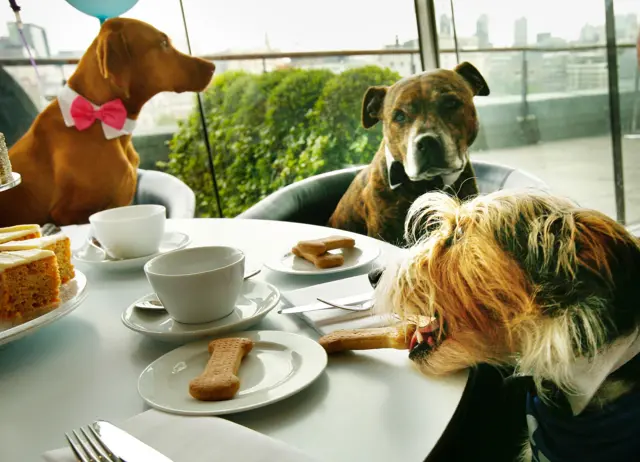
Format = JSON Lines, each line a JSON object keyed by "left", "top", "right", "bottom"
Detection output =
{"left": 41, "top": 223, "right": 62, "bottom": 236}
{"left": 134, "top": 268, "right": 262, "bottom": 311}
{"left": 65, "top": 420, "right": 174, "bottom": 462}
{"left": 316, "top": 297, "right": 374, "bottom": 311}
{"left": 65, "top": 423, "right": 118, "bottom": 462}
{"left": 278, "top": 291, "right": 374, "bottom": 314}
{"left": 74, "top": 235, "right": 121, "bottom": 262}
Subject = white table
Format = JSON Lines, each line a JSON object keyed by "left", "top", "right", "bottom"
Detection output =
{"left": 0, "top": 219, "right": 468, "bottom": 462}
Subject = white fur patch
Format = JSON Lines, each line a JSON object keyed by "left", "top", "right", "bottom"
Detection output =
{"left": 404, "top": 125, "right": 421, "bottom": 180}
{"left": 441, "top": 170, "right": 462, "bottom": 186}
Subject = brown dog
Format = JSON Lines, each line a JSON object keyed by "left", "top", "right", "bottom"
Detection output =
{"left": 328, "top": 62, "right": 489, "bottom": 245}
{"left": 0, "top": 18, "right": 214, "bottom": 226}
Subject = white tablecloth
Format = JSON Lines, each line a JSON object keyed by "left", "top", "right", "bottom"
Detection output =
{"left": 0, "top": 218, "right": 468, "bottom": 462}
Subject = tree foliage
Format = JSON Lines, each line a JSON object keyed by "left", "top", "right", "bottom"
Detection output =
{"left": 160, "top": 66, "right": 401, "bottom": 217}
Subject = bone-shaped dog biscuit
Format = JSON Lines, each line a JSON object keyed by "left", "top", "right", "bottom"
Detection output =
{"left": 296, "top": 235, "right": 356, "bottom": 256}
{"left": 189, "top": 337, "right": 253, "bottom": 401}
{"left": 319, "top": 325, "right": 417, "bottom": 354}
{"left": 292, "top": 246, "right": 344, "bottom": 269}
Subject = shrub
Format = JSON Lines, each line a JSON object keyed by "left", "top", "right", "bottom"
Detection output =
{"left": 161, "top": 65, "right": 401, "bottom": 218}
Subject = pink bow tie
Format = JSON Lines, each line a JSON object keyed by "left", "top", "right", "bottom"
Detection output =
{"left": 70, "top": 96, "right": 127, "bottom": 131}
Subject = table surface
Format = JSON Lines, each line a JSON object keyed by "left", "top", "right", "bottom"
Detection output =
{"left": 0, "top": 218, "right": 468, "bottom": 462}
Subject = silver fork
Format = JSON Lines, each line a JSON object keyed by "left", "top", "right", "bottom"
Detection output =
{"left": 41, "top": 223, "right": 62, "bottom": 236}
{"left": 65, "top": 424, "right": 119, "bottom": 462}
{"left": 316, "top": 297, "right": 374, "bottom": 312}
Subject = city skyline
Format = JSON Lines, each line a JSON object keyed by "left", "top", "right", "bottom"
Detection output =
{"left": 0, "top": 0, "right": 639, "bottom": 57}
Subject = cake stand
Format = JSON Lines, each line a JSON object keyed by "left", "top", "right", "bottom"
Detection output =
{"left": 0, "top": 172, "right": 21, "bottom": 192}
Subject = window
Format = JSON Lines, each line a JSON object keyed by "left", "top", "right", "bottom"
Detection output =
{"left": 434, "top": 0, "right": 639, "bottom": 226}
{"left": 1, "top": 0, "right": 637, "bottom": 226}
{"left": 0, "top": 0, "right": 419, "bottom": 218}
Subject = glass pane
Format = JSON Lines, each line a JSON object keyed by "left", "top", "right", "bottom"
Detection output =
{"left": 615, "top": 0, "right": 640, "bottom": 227}
{"left": 435, "top": 0, "right": 618, "bottom": 220}
{"left": 161, "top": 0, "right": 420, "bottom": 217}
{"left": 0, "top": 1, "right": 194, "bottom": 178}
{"left": 0, "top": 1, "right": 419, "bottom": 219}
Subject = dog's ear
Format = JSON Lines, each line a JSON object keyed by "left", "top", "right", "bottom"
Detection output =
{"left": 96, "top": 28, "right": 132, "bottom": 99}
{"left": 361, "top": 86, "right": 387, "bottom": 129}
{"left": 454, "top": 62, "right": 490, "bottom": 97}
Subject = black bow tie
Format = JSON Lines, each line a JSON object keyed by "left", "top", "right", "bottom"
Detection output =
{"left": 387, "top": 160, "right": 409, "bottom": 190}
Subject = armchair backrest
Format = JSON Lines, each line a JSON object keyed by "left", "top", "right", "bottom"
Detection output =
{"left": 237, "top": 160, "right": 549, "bottom": 225}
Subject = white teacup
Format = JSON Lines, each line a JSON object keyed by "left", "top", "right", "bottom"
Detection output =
{"left": 144, "top": 246, "right": 246, "bottom": 324}
{"left": 89, "top": 205, "right": 166, "bottom": 260}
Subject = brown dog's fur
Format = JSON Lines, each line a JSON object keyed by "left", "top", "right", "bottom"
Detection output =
{"left": 328, "top": 62, "right": 489, "bottom": 245}
{"left": 0, "top": 18, "right": 214, "bottom": 226}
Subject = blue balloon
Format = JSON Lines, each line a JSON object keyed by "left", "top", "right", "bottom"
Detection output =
{"left": 64, "top": 0, "right": 140, "bottom": 23}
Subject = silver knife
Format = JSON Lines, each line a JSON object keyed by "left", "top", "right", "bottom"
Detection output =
{"left": 91, "top": 420, "right": 174, "bottom": 462}
{"left": 279, "top": 291, "right": 374, "bottom": 314}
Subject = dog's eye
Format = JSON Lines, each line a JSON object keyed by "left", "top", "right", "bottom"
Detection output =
{"left": 441, "top": 97, "right": 462, "bottom": 111}
{"left": 160, "top": 39, "right": 169, "bottom": 49}
{"left": 392, "top": 110, "right": 407, "bottom": 123}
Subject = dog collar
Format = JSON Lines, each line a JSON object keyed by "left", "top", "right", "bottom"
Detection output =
{"left": 385, "top": 146, "right": 409, "bottom": 190}
{"left": 58, "top": 85, "right": 136, "bottom": 140}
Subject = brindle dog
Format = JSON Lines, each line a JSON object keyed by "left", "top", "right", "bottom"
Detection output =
{"left": 328, "top": 62, "right": 490, "bottom": 245}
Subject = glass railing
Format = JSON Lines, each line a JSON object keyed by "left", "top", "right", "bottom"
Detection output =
{"left": 1, "top": 42, "right": 637, "bottom": 224}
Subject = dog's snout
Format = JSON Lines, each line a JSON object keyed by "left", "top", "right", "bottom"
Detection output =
{"left": 368, "top": 267, "right": 384, "bottom": 288}
{"left": 415, "top": 135, "right": 446, "bottom": 168}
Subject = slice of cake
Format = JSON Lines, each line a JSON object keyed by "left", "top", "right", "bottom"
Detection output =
{"left": 0, "top": 234, "right": 75, "bottom": 284}
{"left": 0, "top": 225, "right": 42, "bottom": 244}
{"left": 0, "top": 132, "right": 12, "bottom": 185}
{"left": 0, "top": 249, "right": 61, "bottom": 323}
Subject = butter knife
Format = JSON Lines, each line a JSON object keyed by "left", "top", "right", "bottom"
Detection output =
{"left": 91, "top": 420, "right": 174, "bottom": 462}
{"left": 279, "top": 291, "right": 374, "bottom": 314}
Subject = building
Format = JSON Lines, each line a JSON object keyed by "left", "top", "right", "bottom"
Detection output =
{"left": 7, "top": 23, "right": 51, "bottom": 58}
{"left": 514, "top": 17, "right": 527, "bottom": 47}
{"left": 567, "top": 53, "right": 608, "bottom": 92}
{"left": 439, "top": 14, "right": 452, "bottom": 38}
{"left": 476, "top": 14, "right": 490, "bottom": 49}
{"left": 375, "top": 37, "right": 419, "bottom": 76}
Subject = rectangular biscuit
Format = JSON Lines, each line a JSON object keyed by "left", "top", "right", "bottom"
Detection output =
{"left": 296, "top": 235, "right": 355, "bottom": 256}
{"left": 292, "top": 246, "right": 344, "bottom": 269}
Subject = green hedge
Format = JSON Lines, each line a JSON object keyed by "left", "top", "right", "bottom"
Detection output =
{"left": 160, "top": 66, "right": 400, "bottom": 217}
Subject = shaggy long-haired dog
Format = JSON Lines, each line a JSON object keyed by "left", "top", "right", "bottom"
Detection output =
{"left": 373, "top": 189, "right": 640, "bottom": 462}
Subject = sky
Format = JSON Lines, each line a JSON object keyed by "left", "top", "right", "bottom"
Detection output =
{"left": 0, "top": 0, "right": 639, "bottom": 56}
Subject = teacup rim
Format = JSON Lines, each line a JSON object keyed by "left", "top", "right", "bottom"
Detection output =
{"left": 89, "top": 204, "right": 166, "bottom": 224}
{"left": 144, "top": 245, "right": 245, "bottom": 278}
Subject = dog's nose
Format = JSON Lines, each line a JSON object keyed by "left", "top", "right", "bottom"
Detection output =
{"left": 368, "top": 267, "right": 384, "bottom": 288}
{"left": 415, "top": 134, "right": 446, "bottom": 169}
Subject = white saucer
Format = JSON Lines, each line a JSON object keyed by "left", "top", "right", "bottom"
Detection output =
{"left": 122, "top": 280, "right": 281, "bottom": 343}
{"left": 0, "top": 172, "right": 21, "bottom": 193}
{"left": 264, "top": 236, "right": 381, "bottom": 276}
{"left": 73, "top": 231, "right": 191, "bottom": 271}
{"left": 137, "top": 330, "right": 327, "bottom": 416}
{"left": 0, "top": 270, "right": 88, "bottom": 346}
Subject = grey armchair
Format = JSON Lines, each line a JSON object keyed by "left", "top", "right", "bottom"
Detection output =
{"left": 133, "top": 169, "right": 196, "bottom": 219}
{"left": 237, "top": 159, "right": 548, "bottom": 226}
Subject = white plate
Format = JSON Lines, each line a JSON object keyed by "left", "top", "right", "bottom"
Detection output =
{"left": 0, "top": 270, "right": 88, "bottom": 346}
{"left": 122, "top": 280, "right": 281, "bottom": 343}
{"left": 264, "top": 237, "right": 381, "bottom": 276}
{"left": 72, "top": 231, "right": 191, "bottom": 271}
{"left": 137, "top": 330, "right": 328, "bottom": 416}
